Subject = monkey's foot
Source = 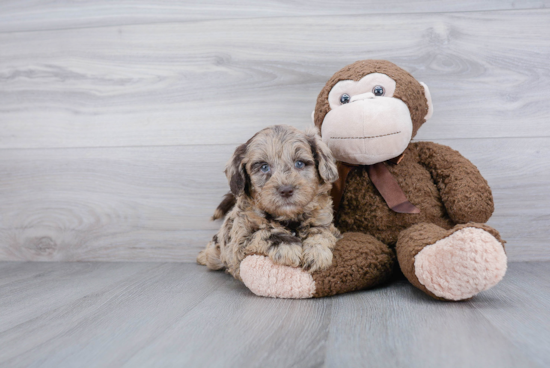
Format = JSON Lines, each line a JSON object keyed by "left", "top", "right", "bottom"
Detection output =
{"left": 414, "top": 227, "right": 507, "bottom": 301}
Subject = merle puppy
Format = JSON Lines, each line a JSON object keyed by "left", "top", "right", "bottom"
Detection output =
{"left": 197, "top": 125, "right": 341, "bottom": 280}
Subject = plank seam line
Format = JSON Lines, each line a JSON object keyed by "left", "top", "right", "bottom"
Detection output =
{"left": 0, "top": 135, "right": 548, "bottom": 152}
{"left": 0, "top": 7, "right": 547, "bottom": 35}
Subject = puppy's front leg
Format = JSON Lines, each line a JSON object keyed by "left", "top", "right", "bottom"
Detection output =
{"left": 242, "top": 230, "right": 302, "bottom": 268}
{"left": 267, "top": 232, "right": 303, "bottom": 267}
{"left": 302, "top": 225, "right": 339, "bottom": 273}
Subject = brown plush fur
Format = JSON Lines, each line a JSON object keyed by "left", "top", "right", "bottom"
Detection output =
{"left": 311, "top": 232, "right": 396, "bottom": 297}
{"left": 197, "top": 125, "right": 342, "bottom": 280}
{"left": 306, "top": 60, "right": 505, "bottom": 300}
{"left": 336, "top": 141, "right": 494, "bottom": 245}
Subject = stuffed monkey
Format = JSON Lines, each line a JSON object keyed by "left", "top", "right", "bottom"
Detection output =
{"left": 236, "top": 60, "right": 507, "bottom": 301}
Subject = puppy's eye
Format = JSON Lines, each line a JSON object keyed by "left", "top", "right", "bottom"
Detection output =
{"left": 294, "top": 161, "right": 305, "bottom": 169}
{"left": 340, "top": 94, "right": 351, "bottom": 104}
{"left": 260, "top": 164, "right": 270, "bottom": 173}
{"left": 373, "top": 85, "right": 385, "bottom": 96}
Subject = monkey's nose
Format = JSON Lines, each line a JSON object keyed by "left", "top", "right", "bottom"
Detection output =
{"left": 351, "top": 92, "right": 375, "bottom": 102}
{"left": 278, "top": 185, "right": 295, "bottom": 198}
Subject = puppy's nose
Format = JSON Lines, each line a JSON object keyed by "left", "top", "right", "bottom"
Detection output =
{"left": 278, "top": 185, "right": 295, "bottom": 198}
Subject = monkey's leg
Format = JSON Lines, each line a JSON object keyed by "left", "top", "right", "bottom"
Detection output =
{"left": 240, "top": 232, "right": 396, "bottom": 298}
{"left": 396, "top": 223, "right": 507, "bottom": 301}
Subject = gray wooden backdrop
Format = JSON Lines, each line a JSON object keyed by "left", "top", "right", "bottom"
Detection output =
{"left": 1, "top": 1, "right": 549, "bottom": 262}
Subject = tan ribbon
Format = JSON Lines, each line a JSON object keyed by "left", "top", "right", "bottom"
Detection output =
{"left": 331, "top": 154, "right": 420, "bottom": 215}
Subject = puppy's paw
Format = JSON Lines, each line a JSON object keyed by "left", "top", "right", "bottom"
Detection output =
{"left": 302, "top": 244, "right": 333, "bottom": 273}
{"left": 268, "top": 242, "right": 302, "bottom": 268}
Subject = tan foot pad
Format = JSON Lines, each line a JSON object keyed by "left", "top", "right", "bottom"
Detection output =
{"left": 414, "top": 228, "right": 507, "bottom": 301}
{"left": 240, "top": 255, "right": 315, "bottom": 299}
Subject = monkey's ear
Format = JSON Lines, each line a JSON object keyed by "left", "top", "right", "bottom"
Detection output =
{"left": 305, "top": 126, "right": 338, "bottom": 183}
{"left": 420, "top": 82, "right": 434, "bottom": 120}
{"left": 225, "top": 143, "right": 248, "bottom": 196}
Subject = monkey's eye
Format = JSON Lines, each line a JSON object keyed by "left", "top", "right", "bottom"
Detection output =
{"left": 340, "top": 94, "right": 351, "bottom": 104}
{"left": 373, "top": 85, "right": 385, "bottom": 96}
{"left": 260, "top": 164, "right": 270, "bottom": 173}
{"left": 294, "top": 161, "right": 305, "bottom": 169}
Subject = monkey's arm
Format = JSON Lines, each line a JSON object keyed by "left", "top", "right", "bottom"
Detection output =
{"left": 416, "top": 141, "right": 494, "bottom": 224}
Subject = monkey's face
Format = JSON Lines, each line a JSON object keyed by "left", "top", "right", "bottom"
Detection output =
{"left": 314, "top": 60, "right": 433, "bottom": 166}
{"left": 322, "top": 73, "right": 412, "bottom": 165}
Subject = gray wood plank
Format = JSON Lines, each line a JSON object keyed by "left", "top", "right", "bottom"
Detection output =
{"left": 0, "top": 262, "right": 158, "bottom": 333}
{"left": 1, "top": 10, "right": 550, "bottom": 149}
{"left": 503, "top": 239, "right": 550, "bottom": 263}
{"left": 1, "top": 262, "right": 548, "bottom": 367}
{"left": 123, "top": 276, "right": 331, "bottom": 368}
{"left": 0, "top": 262, "right": 230, "bottom": 367}
{"left": 472, "top": 262, "right": 550, "bottom": 368}
{"left": 0, "top": 137, "right": 548, "bottom": 262}
{"left": 0, "top": 144, "right": 231, "bottom": 262}
{"left": 0, "top": 1, "right": 548, "bottom": 33}
{"left": 325, "top": 279, "right": 542, "bottom": 368}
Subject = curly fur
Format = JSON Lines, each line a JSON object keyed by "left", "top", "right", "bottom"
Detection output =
{"left": 198, "top": 125, "right": 342, "bottom": 279}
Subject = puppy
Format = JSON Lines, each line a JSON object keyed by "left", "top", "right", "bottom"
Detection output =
{"left": 197, "top": 125, "right": 341, "bottom": 280}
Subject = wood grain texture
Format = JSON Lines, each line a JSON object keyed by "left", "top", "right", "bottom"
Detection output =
{"left": 325, "top": 278, "right": 541, "bottom": 368}
{"left": 125, "top": 274, "right": 331, "bottom": 367}
{"left": 1, "top": 4, "right": 548, "bottom": 262}
{"left": 0, "top": 262, "right": 230, "bottom": 367}
{"left": 0, "top": 137, "right": 548, "bottom": 262}
{"left": 0, "top": 1, "right": 548, "bottom": 33}
{"left": 1, "top": 9, "right": 550, "bottom": 149}
{"left": 445, "top": 137, "right": 550, "bottom": 262}
{"left": 0, "top": 145, "right": 232, "bottom": 261}
{"left": 472, "top": 262, "right": 550, "bottom": 368}
{"left": 0, "top": 262, "right": 549, "bottom": 367}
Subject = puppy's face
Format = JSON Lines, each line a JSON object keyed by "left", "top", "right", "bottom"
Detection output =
{"left": 226, "top": 125, "right": 338, "bottom": 218}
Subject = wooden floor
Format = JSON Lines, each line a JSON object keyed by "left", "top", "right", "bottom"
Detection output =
{"left": 0, "top": 261, "right": 548, "bottom": 368}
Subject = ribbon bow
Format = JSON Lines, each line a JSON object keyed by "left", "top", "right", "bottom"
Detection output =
{"left": 331, "top": 154, "right": 420, "bottom": 215}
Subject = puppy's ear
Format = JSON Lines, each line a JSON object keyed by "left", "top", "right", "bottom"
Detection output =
{"left": 225, "top": 143, "right": 248, "bottom": 196}
{"left": 305, "top": 126, "right": 338, "bottom": 183}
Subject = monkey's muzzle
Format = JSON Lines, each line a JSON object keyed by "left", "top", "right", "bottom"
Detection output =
{"left": 321, "top": 97, "right": 413, "bottom": 165}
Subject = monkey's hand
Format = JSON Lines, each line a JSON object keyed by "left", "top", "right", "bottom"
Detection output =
{"left": 417, "top": 142, "right": 494, "bottom": 223}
